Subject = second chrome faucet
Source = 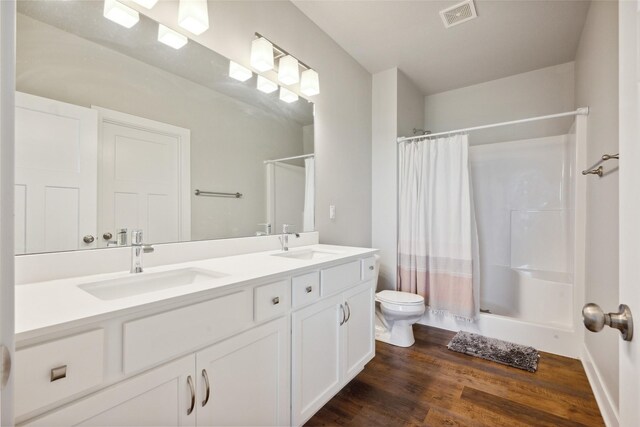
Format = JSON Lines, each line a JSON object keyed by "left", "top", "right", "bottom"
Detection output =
{"left": 131, "top": 229, "right": 154, "bottom": 273}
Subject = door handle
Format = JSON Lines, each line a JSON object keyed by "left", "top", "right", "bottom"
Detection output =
{"left": 1, "top": 345, "right": 10, "bottom": 389}
{"left": 83, "top": 235, "right": 95, "bottom": 244}
{"left": 344, "top": 302, "right": 351, "bottom": 323}
{"left": 582, "top": 303, "right": 633, "bottom": 341}
{"left": 201, "top": 369, "right": 210, "bottom": 407}
{"left": 187, "top": 375, "right": 195, "bottom": 415}
{"left": 339, "top": 304, "right": 345, "bottom": 325}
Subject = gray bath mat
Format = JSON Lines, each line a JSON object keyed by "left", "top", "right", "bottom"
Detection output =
{"left": 447, "top": 331, "right": 540, "bottom": 372}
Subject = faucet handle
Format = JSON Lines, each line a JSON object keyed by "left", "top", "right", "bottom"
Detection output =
{"left": 131, "top": 229, "right": 143, "bottom": 245}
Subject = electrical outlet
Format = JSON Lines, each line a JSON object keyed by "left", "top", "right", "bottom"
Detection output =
{"left": 329, "top": 205, "right": 336, "bottom": 220}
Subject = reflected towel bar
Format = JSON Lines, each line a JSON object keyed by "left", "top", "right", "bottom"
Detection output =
{"left": 582, "top": 153, "right": 619, "bottom": 177}
{"left": 194, "top": 189, "right": 242, "bottom": 198}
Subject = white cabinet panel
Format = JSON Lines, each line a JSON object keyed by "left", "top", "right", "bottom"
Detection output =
{"left": 320, "top": 261, "right": 360, "bottom": 296}
{"left": 291, "top": 294, "right": 343, "bottom": 426}
{"left": 254, "top": 279, "right": 290, "bottom": 322}
{"left": 343, "top": 280, "right": 376, "bottom": 380}
{"left": 196, "top": 318, "right": 290, "bottom": 426}
{"left": 21, "top": 355, "right": 195, "bottom": 427}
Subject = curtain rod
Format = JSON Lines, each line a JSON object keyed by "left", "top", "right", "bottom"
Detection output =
{"left": 264, "top": 153, "right": 315, "bottom": 164}
{"left": 396, "top": 108, "right": 589, "bottom": 143}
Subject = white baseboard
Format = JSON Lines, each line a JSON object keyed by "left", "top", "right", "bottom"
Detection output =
{"left": 580, "top": 344, "right": 619, "bottom": 427}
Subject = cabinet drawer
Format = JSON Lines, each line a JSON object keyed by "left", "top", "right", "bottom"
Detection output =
{"left": 123, "top": 290, "right": 252, "bottom": 374}
{"left": 292, "top": 271, "right": 320, "bottom": 308}
{"left": 361, "top": 256, "right": 377, "bottom": 281}
{"left": 16, "top": 329, "right": 104, "bottom": 417}
{"left": 320, "top": 260, "right": 361, "bottom": 296}
{"left": 255, "top": 280, "right": 290, "bottom": 322}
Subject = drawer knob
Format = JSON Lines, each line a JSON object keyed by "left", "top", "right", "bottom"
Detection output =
{"left": 50, "top": 365, "right": 67, "bottom": 382}
{"left": 272, "top": 297, "right": 280, "bottom": 305}
{"left": 306, "top": 286, "right": 313, "bottom": 293}
{"left": 369, "top": 266, "right": 374, "bottom": 271}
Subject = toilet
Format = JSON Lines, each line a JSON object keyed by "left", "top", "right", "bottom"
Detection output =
{"left": 375, "top": 291, "right": 425, "bottom": 347}
{"left": 370, "top": 256, "right": 425, "bottom": 347}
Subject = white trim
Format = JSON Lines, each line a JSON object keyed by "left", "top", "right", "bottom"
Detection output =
{"left": 581, "top": 344, "right": 619, "bottom": 427}
{"left": 92, "top": 106, "right": 191, "bottom": 242}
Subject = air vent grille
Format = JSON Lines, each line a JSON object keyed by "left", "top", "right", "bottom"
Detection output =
{"left": 440, "top": 0, "right": 478, "bottom": 28}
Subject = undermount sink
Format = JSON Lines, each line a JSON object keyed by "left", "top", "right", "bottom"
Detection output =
{"left": 79, "top": 268, "right": 227, "bottom": 300}
{"left": 272, "top": 249, "right": 341, "bottom": 260}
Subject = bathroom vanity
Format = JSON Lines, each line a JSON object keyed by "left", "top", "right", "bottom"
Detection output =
{"left": 14, "top": 245, "right": 378, "bottom": 426}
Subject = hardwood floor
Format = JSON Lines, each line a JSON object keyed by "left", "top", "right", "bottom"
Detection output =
{"left": 306, "top": 324, "right": 604, "bottom": 427}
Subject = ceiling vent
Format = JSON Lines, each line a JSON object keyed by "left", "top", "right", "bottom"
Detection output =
{"left": 440, "top": 0, "right": 478, "bottom": 29}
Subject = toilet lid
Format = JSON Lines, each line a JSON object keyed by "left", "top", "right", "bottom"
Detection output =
{"left": 376, "top": 290, "right": 424, "bottom": 305}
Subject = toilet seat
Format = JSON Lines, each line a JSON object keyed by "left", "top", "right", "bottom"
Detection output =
{"left": 376, "top": 290, "right": 424, "bottom": 306}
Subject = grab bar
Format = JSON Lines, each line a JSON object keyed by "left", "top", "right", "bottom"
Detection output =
{"left": 194, "top": 189, "right": 243, "bottom": 198}
{"left": 582, "top": 153, "right": 618, "bottom": 177}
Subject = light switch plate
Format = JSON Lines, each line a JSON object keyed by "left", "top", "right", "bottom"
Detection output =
{"left": 329, "top": 205, "right": 336, "bottom": 220}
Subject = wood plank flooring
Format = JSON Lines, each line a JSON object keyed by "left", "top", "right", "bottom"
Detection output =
{"left": 306, "top": 324, "right": 603, "bottom": 427}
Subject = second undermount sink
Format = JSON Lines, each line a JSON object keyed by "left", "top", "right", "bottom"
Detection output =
{"left": 272, "top": 249, "right": 342, "bottom": 260}
{"left": 79, "top": 268, "right": 228, "bottom": 301}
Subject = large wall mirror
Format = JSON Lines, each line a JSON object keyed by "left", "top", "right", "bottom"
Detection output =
{"left": 15, "top": 1, "right": 315, "bottom": 255}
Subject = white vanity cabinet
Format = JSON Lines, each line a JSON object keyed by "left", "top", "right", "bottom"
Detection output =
{"left": 16, "top": 250, "right": 378, "bottom": 427}
{"left": 291, "top": 279, "right": 375, "bottom": 426}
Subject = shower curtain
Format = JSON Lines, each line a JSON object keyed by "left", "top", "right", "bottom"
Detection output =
{"left": 397, "top": 134, "right": 477, "bottom": 320}
{"left": 303, "top": 157, "right": 315, "bottom": 232}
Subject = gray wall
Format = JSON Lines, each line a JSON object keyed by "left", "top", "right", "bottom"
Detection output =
{"left": 424, "top": 62, "right": 576, "bottom": 145}
{"left": 17, "top": 14, "right": 305, "bottom": 241}
{"left": 129, "top": 0, "right": 373, "bottom": 247}
{"left": 575, "top": 0, "right": 620, "bottom": 411}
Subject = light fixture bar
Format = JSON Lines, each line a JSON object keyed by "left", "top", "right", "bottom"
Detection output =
{"left": 254, "top": 32, "right": 312, "bottom": 71}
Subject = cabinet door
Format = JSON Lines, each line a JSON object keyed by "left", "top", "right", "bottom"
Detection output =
{"left": 21, "top": 356, "right": 196, "bottom": 427}
{"left": 195, "top": 317, "right": 290, "bottom": 427}
{"left": 291, "top": 294, "right": 343, "bottom": 426}
{"left": 343, "top": 280, "right": 376, "bottom": 380}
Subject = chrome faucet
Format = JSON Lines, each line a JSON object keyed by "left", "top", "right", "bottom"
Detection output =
{"left": 279, "top": 224, "right": 300, "bottom": 251}
{"left": 130, "top": 229, "right": 154, "bottom": 273}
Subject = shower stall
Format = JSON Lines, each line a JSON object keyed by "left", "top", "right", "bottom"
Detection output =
{"left": 398, "top": 111, "right": 588, "bottom": 357}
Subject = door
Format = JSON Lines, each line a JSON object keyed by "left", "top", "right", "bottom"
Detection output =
{"left": 15, "top": 92, "right": 98, "bottom": 254}
{"left": 0, "top": 1, "right": 15, "bottom": 424}
{"left": 618, "top": 2, "right": 640, "bottom": 425}
{"left": 195, "top": 318, "right": 289, "bottom": 426}
{"left": 21, "top": 355, "right": 196, "bottom": 426}
{"left": 291, "top": 294, "right": 342, "bottom": 426}
{"left": 96, "top": 107, "right": 190, "bottom": 247}
{"left": 342, "top": 280, "right": 375, "bottom": 380}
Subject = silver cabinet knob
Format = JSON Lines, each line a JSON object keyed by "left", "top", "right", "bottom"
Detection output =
{"left": 369, "top": 266, "right": 374, "bottom": 271}
{"left": 306, "top": 286, "right": 313, "bottom": 293}
{"left": 50, "top": 365, "right": 67, "bottom": 382}
{"left": 583, "top": 303, "right": 633, "bottom": 341}
{"left": 83, "top": 235, "right": 95, "bottom": 244}
{"left": 102, "top": 232, "right": 113, "bottom": 240}
{"left": 272, "top": 297, "right": 280, "bottom": 305}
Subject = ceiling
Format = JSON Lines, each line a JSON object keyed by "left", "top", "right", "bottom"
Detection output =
{"left": 292, "top": 0, "right": 590, "bottom": 95}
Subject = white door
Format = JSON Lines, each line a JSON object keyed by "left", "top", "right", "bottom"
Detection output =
{"left": 96, "top": 107, "right": 190, "bottom": 247}
{"left": 618, "top": 2, "right": 640, "bottom": 425}
{"left": 195, "top": 318, "right": 289, "bottom": 426}
{"left": 291, "top": 294, "right": 342, "bottom": 426}
{"left": 15, "top": 92, "right": 98, "bottom": 254}
{"left": 21, "top": 355, "right": 196, "bottom": 426}
{"left": 342, "top": 281, "right": 375, "bottom": 381}
{"left": 0, "top": 2, "right": 15, "bottom": 424}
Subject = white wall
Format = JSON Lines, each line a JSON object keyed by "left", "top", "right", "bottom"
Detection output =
{"left": 17, "top": 14, "right": 305, "bottom": 241}
{"left": 371, "top": 69, "right": 424, "bottom": 291}
{"left": 125, "top": 0, "right": 372, "bottom": 247}
{"left": 575, "top": 0, "right": 620, "bottom": 420}
{"left": 424, "top": 62, "right": 576, "bottom": 145}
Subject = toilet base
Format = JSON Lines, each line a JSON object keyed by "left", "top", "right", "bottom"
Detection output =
{"left": 375, "top": 312, "right": 417, "bottom": 347}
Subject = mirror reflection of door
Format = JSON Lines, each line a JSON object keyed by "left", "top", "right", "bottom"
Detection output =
{"left": 95, "top": 108, "right": 191, "bottom": 248}
{"left": 15, "top": 92, "right": 98, "bottom": 254}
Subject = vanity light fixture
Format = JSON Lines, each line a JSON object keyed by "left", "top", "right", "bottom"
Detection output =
{"left": 279, "top": 87, "right": 299, "bottom": 103}
{"left": 229, "top": 61, "right": 253, "bottom": 82}
{"left": 300, "top": 69, "right": 320, "bottom": 96}
{"left": 158, "top": 24, "right": 188, "bottom": 49}
{"left": 103, "top": 0, "right": 139, "bottom": 28}
{"left": 178, "top": 0, "right": 210, "bottom": 35}
{"left": 131, "top": 0, "right": 158, "bottom": 9}
{"left": 257, "top": 76, "right": 278, "bottom": 94}
{"left": 251, "top": 37, "right": 275, "bottom": 72}
{"left": 278, "top": 55, "right": 299, "bottom": 85}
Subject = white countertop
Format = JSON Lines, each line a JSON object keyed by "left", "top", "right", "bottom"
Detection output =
{"left": 16, "top": 244, "right": 378, "bottom": 340}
